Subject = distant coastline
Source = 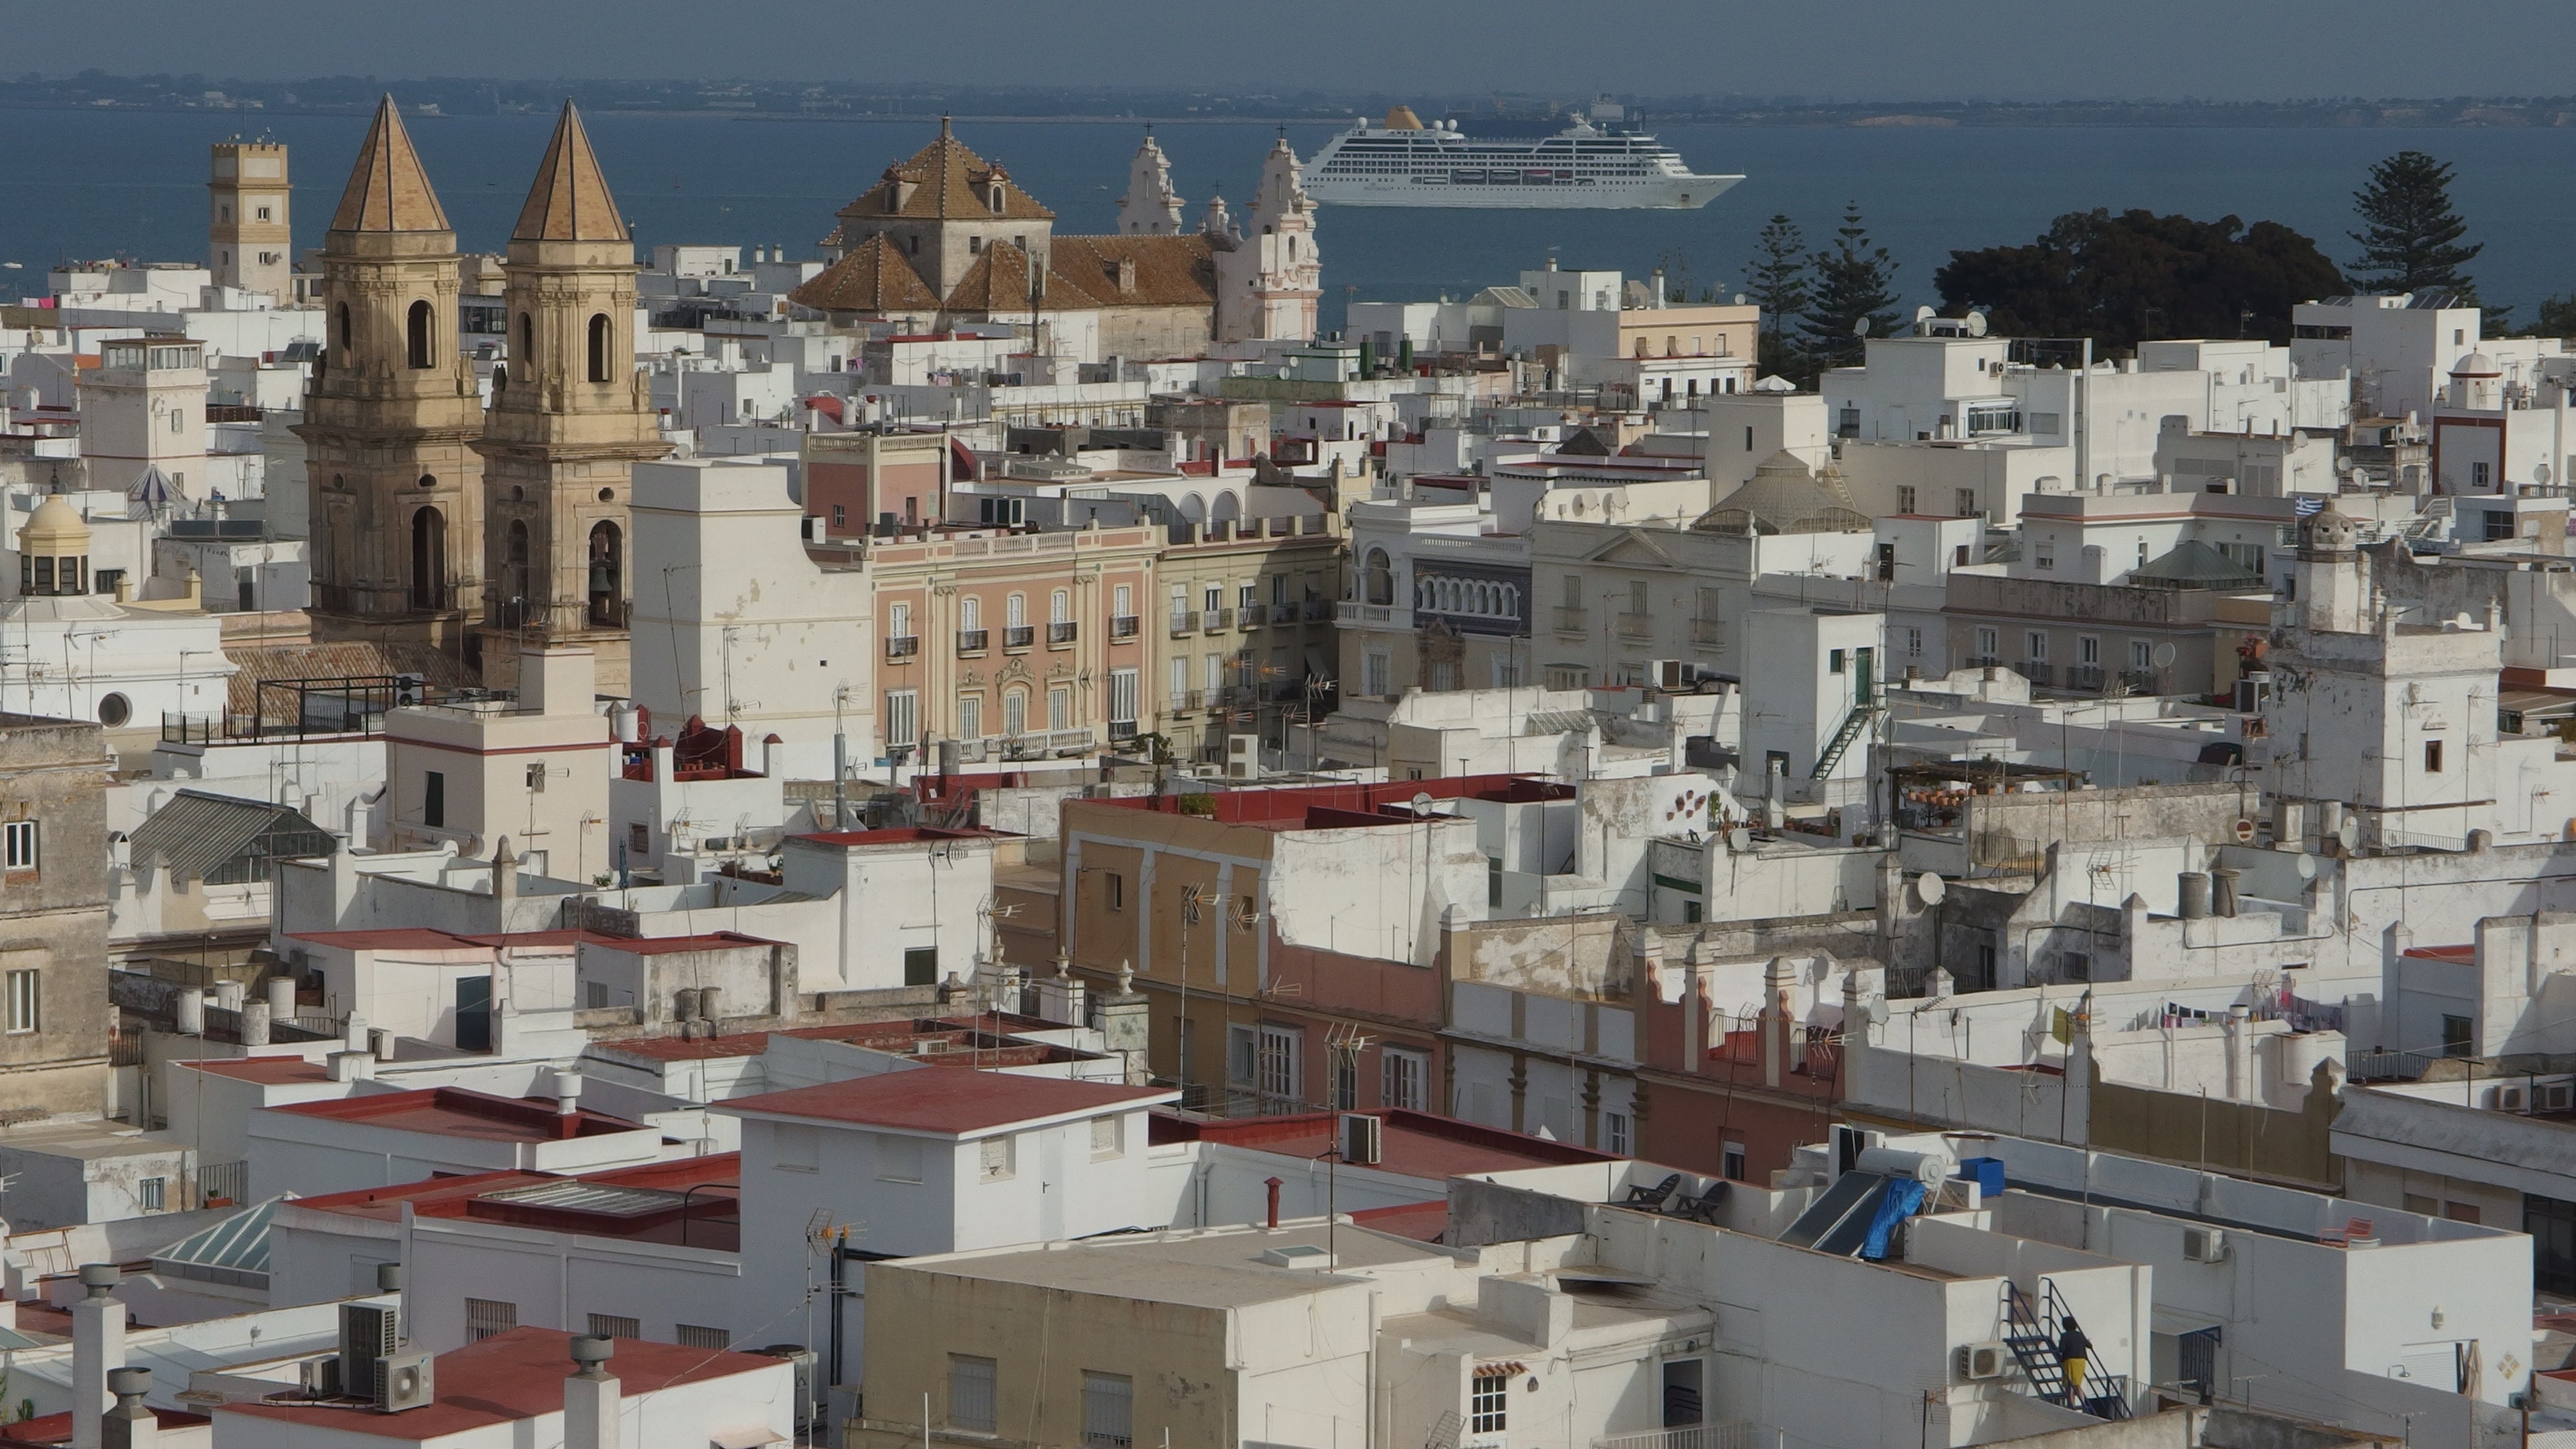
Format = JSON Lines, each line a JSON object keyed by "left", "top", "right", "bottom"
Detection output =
{"left": 14, "top": 74, "right": 2576, "bottom": 129}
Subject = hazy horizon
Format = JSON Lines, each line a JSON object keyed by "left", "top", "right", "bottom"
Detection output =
{"left": 11, "top": 1, "right": 2576, "bottom": 105}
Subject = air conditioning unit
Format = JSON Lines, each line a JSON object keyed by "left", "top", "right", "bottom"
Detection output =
{"left": 339, "top": 1303, "right": 399, "bottom": 1400}
{"left": 297, "top": 1356, "right": 342, "bottom": 1398}
{"left": 2499, "top": 1086, "right": 2528, "bottom": 1112}
{"left": 1226, "top": 734, "right": 1260, "bottom": 780}
{"left": 2547, "top": 1084, "right": 2573, "bottom": 1113}
{"left": 1959, "top": 1342, "right": 2009, "bottom": 1380}
{"left": 1340, "top": 1112, "right": 1383, "bottom": 1167}
{"left": 373, "top": 1350, "right": 435, "bottom": 1413}
{"left": 2183, "top": 1226, "right": 2229, "bottom": 1263}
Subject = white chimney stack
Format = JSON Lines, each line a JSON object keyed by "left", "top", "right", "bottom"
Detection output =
{"left": 71, "top": 1263, "right": 125, "bottom": 1449}
{"left": 101, "top": 1367, "right": 154, "bottom": 1449}
{"left": 564, "top": 1336, "right": 619, "bottom": 1449}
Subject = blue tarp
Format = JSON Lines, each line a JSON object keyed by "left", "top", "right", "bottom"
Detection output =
{"left": 1860, "top": 1178, "right": 1927, "bottom": 1260}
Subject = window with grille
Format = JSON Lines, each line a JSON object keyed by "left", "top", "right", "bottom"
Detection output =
{"left": 5, "top": 968, "right": 36, "bottom": 1034}
{"left": 1470, "top": 1369, "right": 1510, "bottom": 1433}
{"left": 886, "top": 690, "right": 919, "bottom": 749}
{"left": 1604, "top": 1111, "right": 1631, "bottom": 1156}
{"left": 139, "top": 1177, "right": 166, "bottom": 1211}
{"left": 676, "top": 1324, "right": 729, "bottom": 1350}
{"left": 1381, "top": 1048, "right": 1428, "bottom": 1110}
{"left": 588, "top": 1313, "right": 639, "bottom": 1340}
{"left": 950, "top": 1356, "right": 998, "bottom": 1433}
{"left": 465, "top": 1298, "right": 517, "bottom": 1341}
{"left": 1108, "top": 669, "right": 1138, "bottom": 729}
{"left": 1082, "top": 1372, "right": 1133, "bottom": 1448}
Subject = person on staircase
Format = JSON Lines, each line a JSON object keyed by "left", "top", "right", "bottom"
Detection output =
{"left": 2057, "top": 1315, "right": 2092, "bottom": 1406}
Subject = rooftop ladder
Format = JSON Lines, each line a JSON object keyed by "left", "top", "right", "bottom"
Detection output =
{"left": 1811, "top": 705, "right": 1877, "bottom": 778}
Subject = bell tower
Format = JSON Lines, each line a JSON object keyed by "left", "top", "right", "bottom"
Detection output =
{"left": 474, "top": 101, "right": 669, "bottom": 694}
{"left": 295, "top": 95, "right": 485, "bottom": 655}
{"left": 208, "top": 138, "right": 292, "bottom": 301}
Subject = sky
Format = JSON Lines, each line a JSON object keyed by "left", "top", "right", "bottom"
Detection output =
{"left": 14, "top": 0, "right": 2576, "bottom": 103}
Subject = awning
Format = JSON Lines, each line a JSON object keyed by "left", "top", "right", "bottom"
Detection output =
{"left": 1303, "top": 648, "right": 1335, "bottom": 683}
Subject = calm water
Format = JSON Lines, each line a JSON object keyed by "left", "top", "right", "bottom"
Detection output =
{"left": 11, "top": 108, "right": 2576, "bottom": 327}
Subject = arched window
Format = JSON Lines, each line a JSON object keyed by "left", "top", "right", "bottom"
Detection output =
{"left": 587, "top": 521, "right": 623, "bottom": 627}
{"left": 517, "top": 312, "right": 533, "bottom": 363}
{"left": 1288, "top": 236, "right": 1297, "bottom": 260}
{"left": 335, "top": 303, "right": 351, "bottom": 352}
{"left": 406, "top": 299, "right": 433, "bottom": 369}
{"left": 1363, "top": 548, "right": 1394, "bottom": 606}
{"left": 492, "top": 363, "right": 508, "bottom": 393}
{"left": 409, "top": 507, "right": 446, "bottom": 610}
{"left": 586, "top": 313, "right": 612, "bottom": 384}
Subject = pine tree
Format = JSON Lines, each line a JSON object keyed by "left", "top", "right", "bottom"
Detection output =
{"left": 2349, "top": 150, "right": 2481, "bottom": 297}
{"left": 1744, "top": 215, "right": 1810, "bottom": 377}
{"left": 1800, "top": 203, "right": 1903, "bottom": 370}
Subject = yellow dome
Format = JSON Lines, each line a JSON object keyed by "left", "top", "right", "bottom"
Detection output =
{"left": 21, "top": 495, "right": 90, "bottom": 555}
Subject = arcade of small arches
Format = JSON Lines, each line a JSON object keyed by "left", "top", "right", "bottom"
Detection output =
{"left": 1415, "top": 573, "right": 1520, "bottom": 621}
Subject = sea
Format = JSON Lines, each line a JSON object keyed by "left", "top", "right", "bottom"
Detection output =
{"left": 10, "top": 107, "right": 2576, "bottom": 330}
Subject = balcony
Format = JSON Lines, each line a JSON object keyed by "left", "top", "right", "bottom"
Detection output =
{"left": 886, "top": 635, "right": 920, "bottom": 660}
{"left": 1169, "top": 612, "right": 1200, "bottom": 636}
{"left": 1003, "top": 625, "right": 1035, "bottom": 650}
{"left": 1302, "top": 599, "right": 1332, "bottom": 622}
{"left": 2020, "top": 662, "right": 2054, "bottom": 687}
{"left": 1272, "top": 602, "right": 1301, "bottom": 625}
{"left": 1554, "top": 605, "right": 1588, "bottom": 634}
{"left": 1109, "top": 720, "right": 1138, "bottom": 742}
{"left": 1336, "top": 601, "right": 1410, "bottom": 629}
{"left": 1616, "top": 612, "right": 1653, "bottom": 640}
{"left": 1109, "top": 615, "right": 1139, "bottom": 641}
{"left": 2124, "top": 667, "right": 2162, "bottom": 693}
{"left": 2068, "top": 663, "right": 2105, "bottom": 691}
{"left": 1000, "top": 727, "right": 1096, "bottom": 760}
{"left": 1048, "top": 621, "right": 1078, "bottom": 645}
{"left": 1238, "top": 608, "right": 1263, "bottom": 632}
{"left": 956, "top": 628, "right": 989, "bottom": 654}
{"left": 1690, "top": 617, "right": 1726, "bottom": 647}
{"left": 1206, "top": 608, "right": 1235, "bottom": 632}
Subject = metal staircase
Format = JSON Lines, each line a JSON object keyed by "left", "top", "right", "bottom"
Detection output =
{"left": 1811, "top": 706, "right": 1877, "bottom": 778}
{"left": 2000, "top": 1282, "right": 2132, "bottom": 1420}
{"left": 1422, "top": 1410, "right": 1463, "bottom": 1449}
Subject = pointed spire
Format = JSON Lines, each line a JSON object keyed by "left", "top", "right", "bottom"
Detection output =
{"left": 512, "top": 101, "right": 628, "bottom": 244}
{"left": 330, "top": 95, "right": 451, "bottom": 234}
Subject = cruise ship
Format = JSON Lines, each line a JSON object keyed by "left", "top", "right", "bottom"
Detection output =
{"left": 1304, "top": 105, "right": 1740, "bottom": 210}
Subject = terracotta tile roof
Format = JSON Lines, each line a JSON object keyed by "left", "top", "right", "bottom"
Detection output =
{"left": 329, "top": 95, "right": 451, "bottom": 235}
{"left": 939, "top": 242, "right": 1103, "bottom": 314}
{"left": 1050, "top": 234, "right": 1217, "bottom": 309}
{"left": 513, "top": 101, "right": 628, "bottom": 243}
{"left": 789, "top": 233, "right": 941, "bottom": 314}
{"left": 832, "top": 118, "right": 1056, "bottom": 224}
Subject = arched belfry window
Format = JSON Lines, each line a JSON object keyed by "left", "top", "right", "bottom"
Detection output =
{"left": 586, "top": 314, "right": 612, "bottom": 384}
{"left": 406, "top": 300, "right": 434, "bottom": 369}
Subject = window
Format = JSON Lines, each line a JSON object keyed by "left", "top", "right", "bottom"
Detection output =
{"left": 1050, "top": 588, "right": 1071, "bottom": 624}
{"left": 465, "top": 1298, "right": 517, "bottom": 1342}
{"left": 957, "top": 694, "right": 982, "bottom": 741}
{"left": 676, "top": 1324, "right": 729, "bottom": 1350}
{"left": 1091, "top": 1114, "right": 1124, "bottom": 1158}
{"left": 585, "top": 982, "right": 608, "bottom": 1009}
{"left": 886, "top": 689, "right": 919, "bottom": 750}
{"left": 1105, "top": 873, "right": 1124, "bottom": 912}
{"left": 1905, "top": 626, "right": 1923, "bottom": 658}
{"left": 139, "top": 1176, "right": 166, "bottom": 1211}
{"left": 1257, "top": 1024, "right": 1301, "bottom": 1102}
{"left": 1048, "top": 687, "right": 1071, "bottom": 732}
{"left": 1897, "top": 486, "right": 1917, "bottom": 514}
{"left": 418, "top": 769, "right": 447, "bottom": 828}
{"left": 1082, "top": 1372, "right": 1133, "bottom": 1449}
{"left": 979, "top": 1135, "right": 1015, "bottom": 1182}
{"left": 1828, "top": 649, "right": 1846, "bottom": 674}
{"left": 1954, "top": 488, "right": 1979, "bottom": 519}
{"left": 588, "top": 1314, "right": 640, "bottom": 1340}
{"left": 1605, "top": 1111, "right": 1631, "bottom": 1156}
{"left": 1381, "top": 1047, "right": 1428, "bottom": 1110}
{"left": 1113, "top": 584, "right": 1132, "bottom": 619}
{"left": 1663, "top": 1358, "right": 1705, "bottom": 1429}
{"left": 406, "top": 299, "right": 434, "bottom": 369}
{"left": 3, "top": 821, "right": 35, "bottom": 872}
{"left": 2473, "top": 461, "right": 2492, "bottom": 490}
{"left": 950, "top": 1356, "right": 998, "bottom": 1434}
{"left": 2425, "top": 739, "right": 2445, "bottom": 773}
{"left": 1108, "top": 668, "right": 1138, "bottom": 735}
{"left": 1330, "top": 1048, "right": 1358, "bottom": 1110}
{"left": 4, "top": 968, "right": 34, "bottom": 1034}
{"left": 1975, "top": 627, "right": 1998, "bottom": 661}
{"left": 1228, "top": 1023, "right": 1259, "bottom": 1085}
{"left": 2079, "top": 635, "right": 2100, "bottom": 665}
{"left": 904, "top": 947, "right": 938, "bottom": 987}
{"left": 2442, "top": 1013, "right": 2475, "bottom": 1058}
{"left": 1363, "top": 650, "right": 1390, "bottom": 698}
{"left": 2025, "top": 632, "right": 2048, "bottom": 663}
{"left": 878, "top": 1133, "right": 924, "bottom": 1183}
{"left": 586, "top": 313, "right": 612, "bottom": 383}
{"left": 1003, "top": 690, "right": 1027, "bottom": 738}
{"left": 2130, "top": 640, "right": 2153, "bottom": 672}
{"left": 1470, "top": 1369, "right": 1511, "bottom": 1434}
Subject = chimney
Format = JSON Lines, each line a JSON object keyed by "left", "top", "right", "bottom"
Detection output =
{"left": 1264, "top": 1176, "right": 1283, "bottom": 1229}
{"left": 212, "top": 980, "right": 243, "bottom": 1013}
{"left": 72, "top": 1263, "right": 125, "bottom": 1449}
{"left": 101, "top": 1367, "right": 153, "bottom": 1449}
{"left": 345, "top": 1012, "right": 369, "bottom": 1052}
{"left": 492, "top": 837, "right": 519, "bottom": 909}
{"left": 238, "top": 998, "right": 271, "bottom": 1047}
{"left": 265, "top": 974, "right": 295, "bottom": 1022}
{"left": 2211, "top": 867, "right": 2240, "bottom": 919}
{"left": 762, "top": 734, "right": 784, "bottom": 779}
{"left": 2177, "top": 872, "right": 2212, "bottom": 920}
{"left": 564, "top": 1336, "right": 619, "bottom": 1449}
{"left": 554, "top": 1067, "right": 584, "bottom": 1137}
{"left": 173, "top": 988, "right": 204, "bottom": 1035}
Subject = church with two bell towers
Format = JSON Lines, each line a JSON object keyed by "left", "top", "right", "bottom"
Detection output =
{"left": 303, "top": 95, "right": 666, "bottom": 691}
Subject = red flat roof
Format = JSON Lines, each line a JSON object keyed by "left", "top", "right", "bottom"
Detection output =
{"left": 1093, "top": 774, "right": 1569, "bottom": 828}
{"left": 179, "top": 1056, "right": 331, "bottom": 1085}
{"left": 1154, "top": 1108, "right": 1615, "bottom": 1177}
{"left": 288, "top": 1169, "right": 559, "bottom": 1224}
{"left": 1350, "top": 1200, "right": 1451, "bottom": 1243}
{"left": 220, "top": 1328, "right": 783, "bottom": 1441}
{"left": 459, "top": 930, "right": 626, "bottom": 948}
{"left": 723, "top": 1070, "right": 1170, "bottom": 1135}
{"left": 793, "top": 825, "right": 995, "bottom": 847}
{"left": 0, "top": 1408, "right": 209, "bottom": 1446}
{"left": 267, "top": 1087, "right": 647, "bottom": 1143}
{"left": 288, "top": 928, "right": 482, "bottom": 952}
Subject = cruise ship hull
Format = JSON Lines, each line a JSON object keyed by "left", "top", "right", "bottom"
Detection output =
{"left": 1306, "top": 173, "right": 1742, "bottom": 209}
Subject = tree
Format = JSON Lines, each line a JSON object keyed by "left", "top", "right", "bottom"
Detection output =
{"left": 2349, "top": 150, "right": 2481, "bottom": 297}
{"left": 1799, "top": 203, "right": 1903, "bottom": 371}
{"left": 1934, "top": 208, "right": 2344, "bottom": 351}
{"left": 1743, "top": 215, "right": 1810, "bottom": 377}
{"left": 2533, "top": 294, "right": 2576, "bottom": 340}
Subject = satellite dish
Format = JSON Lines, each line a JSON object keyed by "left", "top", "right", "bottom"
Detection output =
{"left": 2295, "top": 853, "right": 2319, "bottom": 881}
{"left": 2540, "top": 463, "right": 2555, "bottom": 486}
{"left": 2338, "top": 817, "right": 2361, "bottom": 850}
{"left": 1916, "top": 872, "right": 1947, "bottom": 906}
{"left": 1965, "top": 310, "right": 1988, "bottom": 338}
{"left": 1409, "top": 791, "right": 1436, "bottom": 820}
{"left": 1853, "top": 317, "right": 1872, "bottom": 338}
{"left": 1727, "top": 827, "right": 1753, "bottom": 852}
{"left": 2153, "top": 642, "right": 2179, "bottom": 667}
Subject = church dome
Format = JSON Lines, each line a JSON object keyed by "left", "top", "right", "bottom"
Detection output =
{"left": 20, "top": 495, "right": 90, "bottom": 555}
{"left": 2451, "top": 351, "right": 2499, "bottom": 378}
{"left": 2304, "top": 502, "right": 2360, "bottom": 552}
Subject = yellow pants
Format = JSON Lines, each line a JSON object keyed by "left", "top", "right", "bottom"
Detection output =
{"left": 2064, "top": 1357, "right": 2087, "bottom": 1400}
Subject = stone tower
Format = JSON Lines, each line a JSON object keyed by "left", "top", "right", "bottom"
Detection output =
{"left": 295, "top": 96, "right": 486, "bottom": 656}
{"left": 473, "top": 101, "right": 667, "bottom": 695}
{"left": 1116, "top": 129, "right": 1185, "bottom": 236}
{"left": 1212, "top": 136, "right": 1321, "bottom": 343}
{"left": 208, "top": 138, "right": 293, "bottom": 301}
